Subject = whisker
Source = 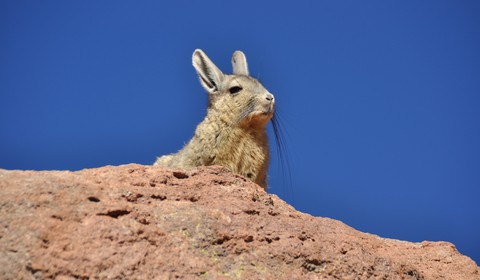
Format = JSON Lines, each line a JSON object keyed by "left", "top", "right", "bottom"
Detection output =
{"left": 234, "top": 98, "right": 256, "bottom": 125}
{"left": 271, "top": 112, "right": 294, "bottom": 201}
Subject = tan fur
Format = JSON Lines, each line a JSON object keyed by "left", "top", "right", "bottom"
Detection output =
{"left": 154, "top": 49, "right": 274, "bottom": 189}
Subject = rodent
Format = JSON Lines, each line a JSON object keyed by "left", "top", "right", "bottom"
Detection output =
{"left": 154, "top": 49, "right": 275, "bottom": 189}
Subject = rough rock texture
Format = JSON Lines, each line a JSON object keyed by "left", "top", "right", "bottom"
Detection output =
{"left": 0, "top": 164, "right": 478, "bottom": 280}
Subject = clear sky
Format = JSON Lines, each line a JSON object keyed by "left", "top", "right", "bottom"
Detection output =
{"left": 1, "top": 1, "right": 479, "bottom": 264}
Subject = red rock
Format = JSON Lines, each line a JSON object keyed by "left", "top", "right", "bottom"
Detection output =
{"left": 0, "top": 164, "right": 478, "bottom": 279}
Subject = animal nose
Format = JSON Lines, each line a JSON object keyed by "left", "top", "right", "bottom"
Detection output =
{"left": 266, "top": 93, "right": 274, "bottom": 102}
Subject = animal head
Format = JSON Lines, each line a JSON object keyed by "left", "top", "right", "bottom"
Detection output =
{"left": 192, "top": 49, "right": 275, "bottom": 128}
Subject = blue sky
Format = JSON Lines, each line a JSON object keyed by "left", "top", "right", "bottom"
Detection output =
{"left": 1, "top": 1, "right": 479, "bottom": 264}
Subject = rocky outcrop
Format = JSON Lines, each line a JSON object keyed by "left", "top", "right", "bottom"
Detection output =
{"left": 0, "top": 164, "right": 478, "bottom": 279}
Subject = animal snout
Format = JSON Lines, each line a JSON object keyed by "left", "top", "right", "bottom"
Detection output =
{"left": 265, "top": 93, "right": 274, "bottom": 102}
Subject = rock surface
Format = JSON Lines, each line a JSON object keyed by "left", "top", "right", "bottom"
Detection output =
{"left": 0, "top": 164, "right": 478, "bottom": 279}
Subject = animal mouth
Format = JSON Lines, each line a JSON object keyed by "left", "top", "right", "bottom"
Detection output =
{"left": 262, "top": 109, "right": 274, "bottom": 116}
{"left": 264, "top": 102, "right": 275, "bottom": 114}
{"left": 238, "top": 100, "right": 274, "bottom": 125}
{"left": 257, "top": 108, "right": 274, "bottom": 119}
{"left": 249, "top": 107, "right": 273, "bottom": 119}
{"left": 256, "top": 103, "right": 274, "bottom": 116}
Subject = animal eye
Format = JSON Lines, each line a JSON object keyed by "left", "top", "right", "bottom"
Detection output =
{"left": 229, "top": 86, "right": 242, "bottom": 94}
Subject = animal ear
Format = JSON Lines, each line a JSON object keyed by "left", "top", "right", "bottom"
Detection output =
{"left": 192, "top": 49, "right": 224, "bottom": 94}
{"left": 232, "top": 50, "right": 249, "bottom": 76}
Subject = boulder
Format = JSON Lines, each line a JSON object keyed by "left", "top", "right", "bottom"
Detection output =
{"left": 0, "top": 164, "right": 478, "bottom": 279}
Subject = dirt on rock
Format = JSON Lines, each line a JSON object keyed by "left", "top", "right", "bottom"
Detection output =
{"left": 0, "top": 164, "right": 478, "bottom": 279}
